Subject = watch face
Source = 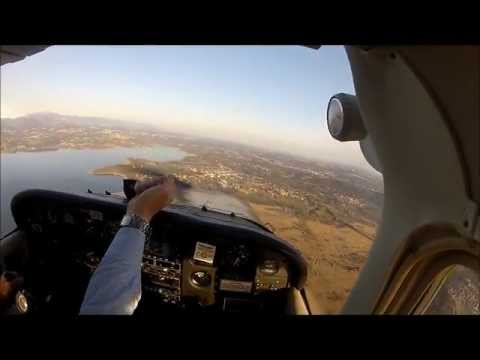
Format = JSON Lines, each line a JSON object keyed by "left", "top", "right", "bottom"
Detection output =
{"left": 120, "top": 214, "right": 151, "bottom": 235}
{"left": 120, "top": 214, "right": 132, "bottom": 226}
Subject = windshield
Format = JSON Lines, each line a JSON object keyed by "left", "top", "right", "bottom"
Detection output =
{"left": 1, "top": 45, "right": 384, "bottom": 313}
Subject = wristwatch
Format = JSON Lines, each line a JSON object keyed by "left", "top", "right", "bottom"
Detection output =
{"left": 120, "top": 213, "right": 152, "bottom": 237}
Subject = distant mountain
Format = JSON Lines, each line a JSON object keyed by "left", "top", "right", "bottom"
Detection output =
{"left": 0, "top": 112, "right": 158, "bottom": 132}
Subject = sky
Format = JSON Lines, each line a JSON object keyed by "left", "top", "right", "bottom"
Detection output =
{"left": 1, "top": 45, "right": 371, "bottom": 169}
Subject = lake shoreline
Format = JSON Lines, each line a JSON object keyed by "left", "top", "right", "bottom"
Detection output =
{"left": 89, "top": 157, "right": 258, "bottom": 221}
{"left": 1, "top": 145, "right": 189, "bottom": 237}
{"left": 0, "top": 143, "right": 193, "bottom": 155}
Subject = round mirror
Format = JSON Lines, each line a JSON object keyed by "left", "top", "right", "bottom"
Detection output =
{"left": 327, "top": 97, "right": 344, "bottom": 138}
{"left": 326, "top": 93, "right": 366, "bottom": 142}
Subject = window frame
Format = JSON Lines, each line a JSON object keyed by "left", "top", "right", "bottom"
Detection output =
{"left": 372, "top": 224, "right": 480, "bottom": 314}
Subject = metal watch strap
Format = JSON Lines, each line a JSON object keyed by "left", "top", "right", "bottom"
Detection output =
{"left": 120, "top": 213, "right": 151, "bottom": 238}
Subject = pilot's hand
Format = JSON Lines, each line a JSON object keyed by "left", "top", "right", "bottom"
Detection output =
{"left": 127, "top": 176, "right": 177, "bottom": 222}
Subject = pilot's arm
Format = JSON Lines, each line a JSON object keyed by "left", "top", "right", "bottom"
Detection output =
{"left": 80, "top": 177, "right": 176, "bottom": 315}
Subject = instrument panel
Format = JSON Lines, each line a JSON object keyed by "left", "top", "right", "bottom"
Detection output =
{"left": 80, "top": 221, "right": 292, "bottom": 312}
{"left": 10, "top": 189, "right": 307, "bottom": 314}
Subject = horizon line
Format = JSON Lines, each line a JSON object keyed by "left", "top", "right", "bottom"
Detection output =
{"left": 1, "top": 110, "right": 379, "bottom": 176}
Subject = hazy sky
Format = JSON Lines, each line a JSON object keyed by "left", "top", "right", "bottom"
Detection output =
{"left": 1, "top": 45, "right": 370, "bottom": 169}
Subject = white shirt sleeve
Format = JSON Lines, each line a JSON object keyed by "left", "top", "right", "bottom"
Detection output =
{"left": 79, "top": 227, "right": 146, "bottom": 315}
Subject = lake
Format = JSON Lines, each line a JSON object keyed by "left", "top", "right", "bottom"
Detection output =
{"left": 0, "top": 146, "right": 187, "bottom": 237}
{"left": 0, "top": 145, "right": 256, "bottom": 237}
